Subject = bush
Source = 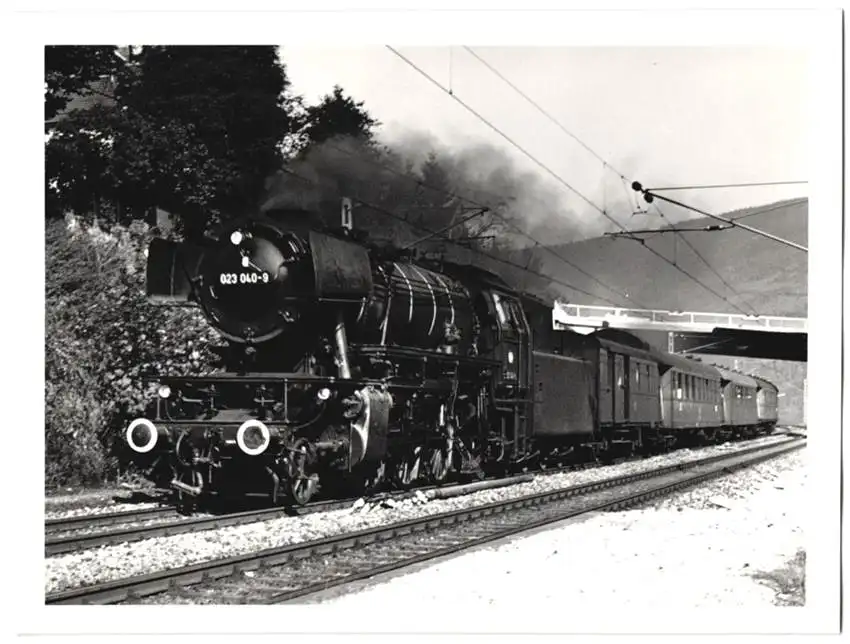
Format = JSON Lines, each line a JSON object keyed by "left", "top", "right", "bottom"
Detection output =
{"left": 45, "top": 216, "right": 220, "bottom": 487}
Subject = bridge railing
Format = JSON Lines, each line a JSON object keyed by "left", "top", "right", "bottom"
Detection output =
{"left": 554, "top": 303, "right": 807, "bottom": 333}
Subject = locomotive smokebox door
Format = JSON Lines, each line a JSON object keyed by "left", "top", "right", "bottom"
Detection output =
{"left": 146, "top": 238, "right": 204, "bottom": 304}
{"left": 309, "top": 231, "right": 373, "bottom": 301}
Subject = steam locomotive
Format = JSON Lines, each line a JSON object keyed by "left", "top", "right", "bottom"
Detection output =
{"left": 126, "top": 207, "right": 778, "bottom": 508}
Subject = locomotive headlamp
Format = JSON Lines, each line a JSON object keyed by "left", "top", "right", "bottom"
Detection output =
{"left": 230, "top": 231, "right": 244, "bottom": 246}
{"left": 317, "top": 387, "right": 332, "bottom": 401}
{"left": 157, "top": 385, "right": 171, "bottom": 399}
{"left": 507, "top": 351, "right": 515, "bottom": 364}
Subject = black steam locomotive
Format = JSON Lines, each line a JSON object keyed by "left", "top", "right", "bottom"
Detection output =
{"left": 126, "top": 207, "right": 778, "bottom": 507}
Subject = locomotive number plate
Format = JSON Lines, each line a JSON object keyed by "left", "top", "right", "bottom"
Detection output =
{"left": 219, "top": 272, "right": 270, "bottom": 285}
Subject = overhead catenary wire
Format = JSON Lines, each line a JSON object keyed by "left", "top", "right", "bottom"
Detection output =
{"left": 454, "top": 47, "right": 755, "bottom": 314}
{"left": 634, "top": 184, "right": 808, "bottom": 253}
{"left": 459, "top": 47, "right": 808, "bottom": 307}
{"left": 463, "top": 46, "right": 618, "bottom": 174}
{"left": 645, "top": 180, "right": 808, "bottom": 192}
{"left": 396, "top": 46, "right": 755, "bottom": 315}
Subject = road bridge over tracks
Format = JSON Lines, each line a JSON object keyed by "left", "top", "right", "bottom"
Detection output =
{"left": 553, "top": 303, "right": 807, "bottom": 362}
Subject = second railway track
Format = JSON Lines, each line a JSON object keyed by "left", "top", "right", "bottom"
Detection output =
{"left": 45, "top": 436, "right": 804, "bottom": 605}
{"left": 45, "top": 495, "right": 379, "bottom": 557}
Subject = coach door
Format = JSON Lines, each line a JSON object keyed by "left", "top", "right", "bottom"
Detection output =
{"left": 613, "top": 354, "right": 626, "bottom": 423}
{"left": 599, "top": 348, "right": 612, "bottom": 426}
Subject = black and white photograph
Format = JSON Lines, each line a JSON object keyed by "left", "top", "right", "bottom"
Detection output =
{"left": 7, "top": 3, "right": 843, "bottom": 640}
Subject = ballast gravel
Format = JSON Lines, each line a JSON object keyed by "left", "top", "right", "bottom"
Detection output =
{"left": 44, "top": 433, "right": 796, "bottom": 595}
{"left": 318, "top": 449, "right": 806, "bottom": 612}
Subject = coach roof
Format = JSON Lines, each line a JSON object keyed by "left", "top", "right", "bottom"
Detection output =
{"left": 714, "top": 365, "right": 759, "bottom": 388}
{"left": 750, "top": 374, "right": 779, "bottom": 392}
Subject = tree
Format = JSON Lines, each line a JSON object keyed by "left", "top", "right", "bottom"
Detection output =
{"left": 46, "top": 46, "right": 298, "bottom": 234}
{"left": 44, "top": 45, "right": 121, "bottom": 122}
{"left": 120, "top": 47, "right": 294, "bottom": 219}
{"left": 301, "top": 85, "right": 379, "bottom": 146}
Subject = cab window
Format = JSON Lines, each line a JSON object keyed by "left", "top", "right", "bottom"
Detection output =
{"left": 491, "top": 293, "right": 527, "bottom": 334}
{"left": 492, "top": 293, "right": 508, "bottom": 326}
{"left": 506, "top": 299, "right": 528, "bottom": 333}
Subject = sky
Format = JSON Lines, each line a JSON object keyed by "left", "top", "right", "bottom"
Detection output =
{"left": 280, "top": 46, "right": 808, "bottom": 238}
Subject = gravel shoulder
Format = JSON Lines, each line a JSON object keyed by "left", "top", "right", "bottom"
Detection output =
{"left": 313, "top": 448, "right": 806, "bottom": 611}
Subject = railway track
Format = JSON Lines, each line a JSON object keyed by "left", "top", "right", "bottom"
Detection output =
{"left": 44, "top": 434, "right": 787, "bottom": 556}
{"left": 46, "top": 480, "right": 506, "bottom": 556}
{"left": 44, "top": 494, "right": 387, "bottom": 556}
{"left": 45, "top": 436, "right": 804, "bottom": 605}
{"left": 45, "top": 506, "right": 175, "bottom": 536}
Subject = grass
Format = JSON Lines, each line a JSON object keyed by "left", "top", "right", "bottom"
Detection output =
{"left": 749, "top": 549, "right": 806, "bottom": 606}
